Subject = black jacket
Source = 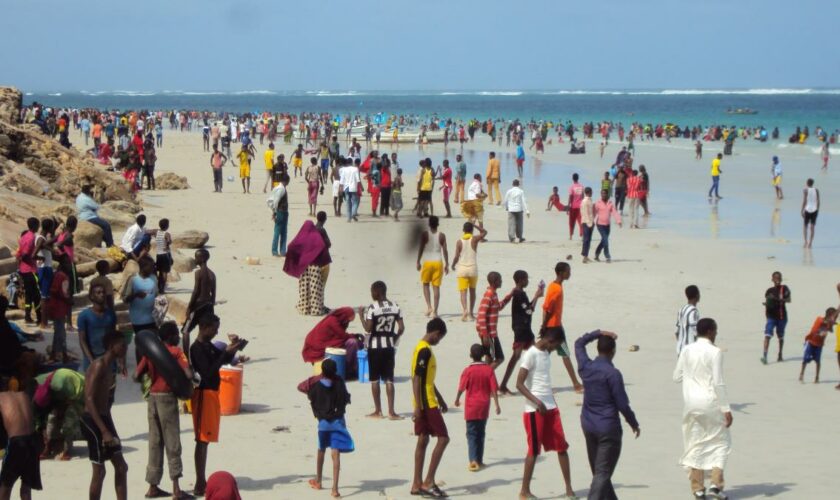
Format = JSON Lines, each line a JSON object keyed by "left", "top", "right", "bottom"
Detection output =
{"left": 307, "top": 378, "right": 351, "bottom": 421}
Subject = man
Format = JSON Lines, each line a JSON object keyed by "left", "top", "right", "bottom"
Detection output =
{"left": 454, "top": 154, "right": 467, "bottom": 203}
{"left": 801, "top": 178, "right": 819, "bottom": 248}
{"left": 81, "top": 331, "right": 129, "bottom": 500}
{"left": 416, "top": 216, "right": 449, "bottom": 318}
{"left": 237, "top": 145, "right": 254, "bottom": 194}
{"left": 676, "top": 285, "right": 701, "bottom": 356}
{"left": 209, "top": 146, "right": 227, "bottom": 193}
{"left": 358, "top": 281, "right": 405, "bottom": 419}
{"left": 580, "top": 187, "right": 595, "bottom": 262}
{"left": 626, "top": 170, "right": 642, "bottom": 229}
{"left": 452, "top": 222, "right": 488, "bottom": 321}
{"left": 575, "top": 330, "right": 639, "bottom": 500}
{"left": 771, "top": 156, "right": 783, "bottom": 200}
{"left": 268, "top": 173, "right": 291, "bottom": 257}
{"left": 410, "top": 318, "right": 449, "bottom": 499}
{"left": 673, "top": 318, "right": 732, "bottom": 500}
{"left": 515, "top": 140, "right": 525, "bottom": 178}
{"left": 78, "top": 283, "right": 118, "bottom": 372}
{"left": 76, "top": 185, "right": 115, "bottom": 247}
{"left": 503, "top": 179, "right": 529, "bottom": 243}
{"left": 416, "top": 159, "right": 435, "bottom": 218}
{"left": 708, "top": 153, "right": 722, "bottom": 199}
{"left": 340, "top": 158, "right": 362, "bottom": 222}
{"left": 485, "top": 152, "right": 502, "bottom": 205}
{"left": 120, "top": 214, "right": 151, "bottom": 259}
{"left": 328, "top": 135, "right": 340, "bottom": 166}
{"left": 263, "top": 142, "right": 275, "bottom": 193}
{"left": 190, "top": 314, "right": 245, "bottom": 496}
{"left": 566, "top": 174, "right": 584, "bottom": 240}
{"left": 541, "top": 262, "right": 584, "bottom": 393}
{"left": 762, "top": 271, "right": 790, "bottom": 364}
{"left": 594, "top": 188, "right": 622, "bottom": 262}
{"left": 0, "top": 377, "right": 43, "bottom": 500}
{"left": 16, "top": 217, "right": 41, "bottom": 324}
{"left": 183, "top": 248, "right": 217, "bottom": 348}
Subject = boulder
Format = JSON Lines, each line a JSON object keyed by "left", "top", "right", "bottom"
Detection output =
{"left": 171, "top": 230, "right": 209, "bottom": 249}
{"left": 0, "top": 246, "right": 10, "bottom": 259}
{"left": 74, "top": 220, "right": 104, "bottom": 249}
{"left": 167, "top": 297, "right": 189, "bottom": 324}
{"left": 113, "top": 259, "right": 139, "bottom": 293}
{"left": 171, "top": 251, "right": 196, "bottom": 273}
{"left": 155, "top": 173, "right": 190, "bottom": 190}
{"left": 76, "top": 258, "right": 119, "bottom": 278}
{"left": 0, "top": 257, "right": 17, "bottom": 276}
{"left": 103, "top": 200, "right": 142, "bottom": 214}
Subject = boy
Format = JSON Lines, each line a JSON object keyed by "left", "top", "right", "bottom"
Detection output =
{"left": 799, "top": 309, "right": 836, "bottom": 383}
{"left": 81, "top": 331, "right": 129, "bottom": 500}
{"left": 542, "top": 262, "right": 583, "bottom": 393}
{"left": 500, "top": 270, "right": 545, "bottom": 395}
{"left": 476, "top": 271, "right": 510, "bottom": 370}
{"left": 545, "top": 186, "right": 566, "bottom": 212}
{"left": 392, "top": 168, "right": 404, "bottom": 221}
{"left": 762, "top": 271, "right": 791, "bottom": 364}
{"left": 90, "top": 260, "right": 115, "bottom": 311}
{"left": 135, "top": 322, "right": 192, "bottom": 499}
{"left": 0, "top": 377, "right": 43, "bottom": 500}
{"left": 155, "top": 218, "right": 172, "bottom": 295}
{"left": 410, "top": 318, "right": 449, "bottom": 498}
{"left": 237, "top": 145, "right": 253, "bottom": 194}
{"left": 516, "top": 327, "right": 576, "bottom": 500}
{"left": 184, "top": 248, "right": 216, "bottom": 343}
{"left": 454, "top": 344, "right": 500, "bottom": 471}
{"left": 45, "top": 257, "right": 73, "bottom": 363}
{"left": 331, "top": 163, "right": 343, "bottom": 217}
{"left": 189, "top": 314, "right": 244, "bottom": 496}
{"left": 305, "top": 359, "right": 354, "bottom": 497}
{"left": 292, "top": 143, "right": 304, "bottom": 177}
{"left": 676, "top": 285, "right": 701, "bottom": 356}
{"left": 357, "top": 281, "right": 405, "bottom": 419}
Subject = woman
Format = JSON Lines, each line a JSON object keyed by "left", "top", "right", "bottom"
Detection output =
{"left": 284, "top": 218, "right": 332, "bottom": 316}
{"left": 460, "top": 173, "right": 487, "bottom": 228}
{"left": 379, "top": 154, "right": 392, "bottom": 216}
{"left": 54, "top": 216, "right": 78, "bottom": 330}
{"left": 301, "top": 307, "right": 361, "bottom": 380}
{"left": 305, "top": 158, "right": 321, "bottom": 217}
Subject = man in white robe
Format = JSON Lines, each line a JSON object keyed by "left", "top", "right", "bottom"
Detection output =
{"left": 673, "top": 317, "right": 733, "bottom": 500}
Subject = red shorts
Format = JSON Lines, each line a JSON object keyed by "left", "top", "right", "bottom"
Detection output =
{"left": 414, "top": 408, "right": 448, "bottom": 438}
{"left": 512, "top": 340, "right": 534, "bottom": 351}
{"left": 523, "top": 408, "right": 568, "bottom": 456}
{"left": 516, "top": 158, "right": 524, "bottom": 167}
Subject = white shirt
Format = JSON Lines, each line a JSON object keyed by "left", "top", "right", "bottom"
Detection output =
{"left": 267, "top": 184, "right": 287, "bottom": 211}
{"left": 466, "top": 180, "right": 483, "bottom": 201}
{"left": 520, "top": 346, "right": 556, "bottom": 412}
{"left": 339, "top": 166, "right": 361, "bottom": 192}
{"left": 121, "top": 223, "right": 144, "bottom": 253}
{"left": 504, "top": 186, "right": 529, "bottom": 213}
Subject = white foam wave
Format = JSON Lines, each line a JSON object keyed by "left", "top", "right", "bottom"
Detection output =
{"left": 47, "top": 92, "right": 62, "bottom": 96}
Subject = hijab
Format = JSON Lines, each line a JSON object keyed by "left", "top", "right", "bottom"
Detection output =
{"left": 301, "top": 307, "right": 355, "bottom": 363}
{"left": 283, "top": 221, "right": 326, "bottom": 278}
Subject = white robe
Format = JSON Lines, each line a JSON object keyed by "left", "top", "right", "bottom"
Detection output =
{"left": 673, "top": 337, "right": 731, "bottom": 470}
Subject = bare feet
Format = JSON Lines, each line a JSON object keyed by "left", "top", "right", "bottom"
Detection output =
{"left": 461, "top": 312, "right": 469, "bottom": 322}
{"left": 498, "top": 388, "right": 515, "bottom": 397}
{"left": 366, "top": 411, "right": 384, "bottom": 419}
{"left": 144, "top": 485, "right": 171, "bottom": 498}
{"left": 331, "top": 489, "right": 341, "bottom": 498}
{"left": 519, "top": 491, "right": 537, "bottom": 500}
{"left": 388, "top": 413, "right": 405, "bottom": 420}
{"left": 425, "top": 309, "right": 433, "bottom": 318}
{"left": 308, "top": 479, "right": 322, "bottom": 490}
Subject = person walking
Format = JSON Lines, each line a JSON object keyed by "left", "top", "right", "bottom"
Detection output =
{"left": 580, "top": 187, "right": 595, "bottom": 263}
{"left": 485, "top": 152, "right": 502, "bottom": 205}
{"left": 416, "top": 216, "right": 449, "bottom": 318}
{"left": 771, "top": 156, "right": 783, "bottom": 200}
{"left": 503, "top": 179, "right": 529, "bottom": 243}
{"left": 594, "top": 189, "right": 622, "bottom": 262}
{"left": 673, "top": 318, "right": 732, "bottom": 500}
{"left": 708, "top": 153, "right": 723, "bottom": 199}
{"left": 801, "top": 178, "right": 819, "bottom": 248}
{"left": 566, "top": 174, "right": 585, "bottom": 240}
{"left": 575, "top": 330, "right": 640, "bottom": 500}
{"left": 268, "top": 174, "right": 290, "bottom": 257}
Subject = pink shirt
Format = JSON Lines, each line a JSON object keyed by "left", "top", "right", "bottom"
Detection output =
{"left": 594, "top": 199, "right": 621, "bottom": 226}
{"left": 16, "top": 231, "right": 37, "bottom": 274}
{"left": 569, "top": 182, "right": 584, "bottom": 209}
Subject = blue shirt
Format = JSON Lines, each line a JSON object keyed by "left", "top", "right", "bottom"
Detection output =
{"left": 516, "top": 145, "right": 525, "bottom": 160}
{"left": 75, "top": 193, "right": 100, "bottom": 221}
{"left": 575, "top": 330, "right": 639, "bottom": 435}
{"left": 78, "top": 308, "right": 117, "bottom": 360}
{"left": 127, "top": 275, "right": 157, "bottom": 325}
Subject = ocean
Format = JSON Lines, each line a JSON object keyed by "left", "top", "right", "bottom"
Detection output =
{"left": 23, "top": 89, "right": 840, "bottom": 134}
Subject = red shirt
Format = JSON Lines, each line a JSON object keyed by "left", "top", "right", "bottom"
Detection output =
{"left": 458, "top": 362, "right": 498, "bottom": 420}
{"left": 805, "top": 316, "right": 829, "bottom": 347}
{"left": 626, "top": 175, "right": 642, "bottom": 199}
{"left": 135, "top": 345, "right": 189, "bottom": 393}
{"left": 476, "top": 287, "right": 503, "bottom": 338}
{"left": 380, "top": 168, "right": 392, "bottom": 188}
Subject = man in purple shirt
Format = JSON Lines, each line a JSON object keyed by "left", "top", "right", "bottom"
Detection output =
{"left": 575, "top": 330, "right": 640, "bottom": 500}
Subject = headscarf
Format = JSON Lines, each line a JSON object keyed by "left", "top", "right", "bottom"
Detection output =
{"left": 283, "top": 221, "right": 326, "bottom": 278}
{"left": 206, "top": 471, "right": 242, "bottom": 500}
{"left": 301, "top": 307, "right": 355, "bottom": 363}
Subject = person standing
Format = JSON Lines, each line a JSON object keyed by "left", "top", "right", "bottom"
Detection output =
{"left": 762, "top": 271, "right": 791, "bottom": 364}
{"left": 16, "top": 217, "right": 41, "bottom": 325}
{"left": 416, "top": 216, "right": 449, "bottom": 318}
{"left": 580, "top": 187, "right": 595, "bottom": 262}
{"left": 673, "top": 318, "right": 732, "bottom": 500}
{"left": 262, "top": 142, "right": 275, "bottom": 193}
{"left": 613, "top": 167, "right": 627, "bottom": 215}
{"left": 676, "top": 285, "right": 701, "bottom": 356}
{"left": 122, "top": 256, "right": 159, "bottom": 360}
{"left": 708, "top": 153, "right": 723, "bottom": 199}
{"left": 626, "top": 170, "right": 642, "bottom": 229}
{"left": 801, "top": 178, "right": 819, "bottom": 248}
{"left": 515, "top": 141, "right": 525, "bottom": 178}
{"left": 305, "top": 158, "right": 322, "bottom": 217}
{"left": 486, "top": 152, "right": 502, "bottom": 205}
{"left": 594, "top": 188, "right": 622, "bottom": 262}
{"left": 541, "top": 262, "right": 584, "bottom": 393}
{"left": 340, "top": 158, "right": 362, "bottom": 222}
{"left": 454, "top": 154, "right": 467, "bottom": 203}
{"left": 358, "top": 281, "right": 405, "bottom": 419}
{"left": 771, "top": 156, "right": 783, "bottom": 200}
{"left": 575, "top": 330, "right": 640, "bottom": 500}
{"left": 209, "top": 146, "right": 226, "bottom": 193}
{"left": 452, "top": 222, "right": 488, "bottom": 322}
{"left": 183, "top": 249, "right": 216, "bottom": 343}
{"left": 820, "top": 142, "right": 830, "bottom": 171}
{"left": 453, "top": 343, "right": 500, "bottom": 472}
{"left": 236, "top": 145, "right": 254, "bottom": 194}
{"left": 503, "top": 179, "right": 529, "bottom": 243}
{"left": 269, "top": 173, "right": 290, "bottom": 257}
{"left": 566, "top": 174, "right": 585, "bottom": 240}
{"left": 410, "top": 318, "right": 450, "bottom": 499}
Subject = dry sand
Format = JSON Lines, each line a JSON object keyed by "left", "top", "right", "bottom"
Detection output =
{"left": 27, "top": 131, "right": 840, "bottom": 499}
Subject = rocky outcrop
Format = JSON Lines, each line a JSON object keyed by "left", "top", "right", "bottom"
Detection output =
{"left": 74, "top": 221, "right": 104, "bottom": 249}
{"left": 171, "top": 230, "right": 209, "bottom": 249}
{"left": 155, "top": 173, "right": 189, "bottom": 190}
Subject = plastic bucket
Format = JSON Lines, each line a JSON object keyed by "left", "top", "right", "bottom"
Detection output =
{"left": 324, "top": 348, "right": 347, "bottom": 379}
{"left": 357, "top": 349, "right": 369, "bottom": 383}
{"left": 219, "top": 365, "right": 243, "bottom": 416}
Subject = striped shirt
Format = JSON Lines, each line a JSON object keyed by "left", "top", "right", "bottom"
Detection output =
{"left": 675, "top": 304, "right": 699, "bottom": 355}
{"left": 626, "top": 175, "right": 642, "bottom": 199}
{"left": 477, "top": 287, "right": 507, "bottom": 338}
{"left": 365, "top": 300, "right": 402, "bottom": 349}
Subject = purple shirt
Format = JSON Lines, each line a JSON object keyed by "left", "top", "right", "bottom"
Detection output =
{"left": 575, "top": 331, "right": 638, "bottom": 434}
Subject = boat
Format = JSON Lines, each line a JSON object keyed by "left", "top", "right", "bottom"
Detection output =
{"left": 725, "top": 108, "right": 758, "bottom": 115}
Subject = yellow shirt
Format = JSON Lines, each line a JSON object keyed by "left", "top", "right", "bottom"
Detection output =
{"left": 411, "top": 340, "right": 438, "bottom": 409}
{"left": 711, "top": 158, "right": 721, "bottom": 176}
{"left": 420, "top": 169, "right": 433, "bottom": 192}
{"left": 238, "top": 151, "right": 250, "bottom": 168}
{"left": 486, "top": 158, "right": 501, "bottom": 179}
{"left": 264, "top": 150, "right": 274, "bottom": 170}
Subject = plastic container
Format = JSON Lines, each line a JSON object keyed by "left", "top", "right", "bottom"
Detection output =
{"left": 219, "top": 365, "right": 243, "bottom": 416}
{"left": 324, "top": 348, "right": 347, "bottom": 379}
{"left": 357, "top": 350, "right": 369, "bottom": 383}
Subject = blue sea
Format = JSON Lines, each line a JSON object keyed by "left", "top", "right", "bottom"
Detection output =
{"left": 23, "top": 89, "right": 840, "bottom": 134}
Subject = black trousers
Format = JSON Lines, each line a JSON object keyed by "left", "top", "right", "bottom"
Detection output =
{"left": 584, "top": 429, "right": 622, "bottom": 500}
{"left": 21, "top": 272, "right": 41, "bottom": 322}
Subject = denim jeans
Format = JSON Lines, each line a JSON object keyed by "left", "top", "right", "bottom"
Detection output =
{"left": 466, "top": 419, "right": 487, "bottom": 463}
{"left": 582, "top": 224, "right": 594, "bottom": 257}
{"left": 52, "top": 317, "right": 67, "bottom": 357}
{"left": 595, "top": 224, "right": 611, "bottom": 260}
{"left": 272, "top": 210, "right": 289, "bottom": 255}
{"left": 86, "top": 216, "right": 114, "bottom": 247}
{"left": 708, "top": 176, "right": 720, "bottom": 198}
{"left": 345, "top": 190, "right": 359, "bottom": 220}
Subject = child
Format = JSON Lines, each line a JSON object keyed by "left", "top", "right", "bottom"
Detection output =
{"left": 331, "top": 164, "right": 343, "bottom": 216}
{"left": 546, "top": 186, "right": 566, "bottom": 212}
{"left": 601, "top": 171, "right": 613, "bottom": 199}
{"left": 90, "top": 260, "right": 116, "bottom": 311}
{"left": 799, "top": 308, "right": 836, "bottom": 383}
{"left": 391, "top": 168, "right": 404, "bottom": 221}
{"left": 0, "top": 377, "right": 43, "bottom": 499}
{"left": 454, "top": 344, "right": 500, "bottom": 471}
{"left": 292, "top": 143, "right": 304, "bottom": 177}
{"left": 516, "top": 326, "right": 576, "bottom": 500}
{"left": 155, "top": 218, "right": 172, "bottom": 294}
{"left": 306, "top": 359, "right": 354, "bottom": 498}
{"left": 134, "top": 322, "right": 191, "bottom": 499}
{"left": 55, "top": 215, "right": 78, "bottom": 330}
{"left": 35, "top": 218, "right": 57, "bottom": 329}
{"left": 46, "top": 257, "right": 73, "bottom": 363}
{"left": 476, "top": 271, "right": 510, "bottom": 370}
{"left": 499, "top": 270, "right": 544, "bottom": 394}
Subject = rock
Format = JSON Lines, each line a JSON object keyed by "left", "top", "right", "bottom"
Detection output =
{"left": 0, "top": 246, "right": 10, "bottom": 259}
{"left": 155, "top": 173, "right": 190, "bottom": 190}
{"left": 0, "top": 257, "right": 17, "bottom": 275}
{"left": 103, "top": 200, "right": 142, "bottom": 214}
{"left": 171, "top": 251, "right": 196, "bottom": 273}
{"left": 171, "top": 230, "right": 209, "bottom": 249}
{"left": 0, "top": 88, "right": 22, "bottom": 124}
{"left": 113, "top": 259, "right": 139, "bottom": 294}
{"left": 167, "top": 297, "right": 189, "bottom": 324}
{"left": 166, "top": 270, "right": 181, "bottom": 283}
{"left": 76, "top": 259, "right": 119, "bottom": 278}
{"left": 75, "top": 220, "right": 104, "bottom": 249}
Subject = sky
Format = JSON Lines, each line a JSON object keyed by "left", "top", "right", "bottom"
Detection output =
{"left": 1, "top": 0, "right": 837, "bottom": 91}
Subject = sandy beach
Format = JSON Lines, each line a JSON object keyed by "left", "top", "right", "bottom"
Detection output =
{"left": 14, "top": 128, "right": 840, "bottom": 500}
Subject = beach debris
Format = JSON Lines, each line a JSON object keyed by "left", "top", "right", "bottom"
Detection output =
{"left": 154, "top": 172, "right": 190, "bottom": 190}
{"left": 566, "top": 254, "right": 573, "bottom": 260}
{"left": 271, "top": 426, "right": 291, "bottom": 433}
{"left": 629, "top": 345, "right": 640, "bottom": 352}
{"left": 245, "top": 256, "right": 261, "bottom": 266}
{"left": 767, "top": 256, "right": 776, "bottom": 260}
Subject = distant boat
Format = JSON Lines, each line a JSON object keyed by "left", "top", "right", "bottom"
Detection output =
{"left": 725, "top": 108, "right": 758, "bottom": 115}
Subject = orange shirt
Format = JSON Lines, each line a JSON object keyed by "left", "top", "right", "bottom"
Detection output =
{"left": 92, "top": 123, "right": 102, "bottom": 138}
{"left": 542, "top": 282, "right": 564, "bottom": 327}
{"left": 806, "top": 316, "right": 828, "bottom": 347}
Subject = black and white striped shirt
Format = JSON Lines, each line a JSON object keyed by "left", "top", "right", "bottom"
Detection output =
{"left": 365, "top": 300, "right": 402, "bottom": 350}
{"left": 675, "top": 304, "right": 699, "bottom": 356}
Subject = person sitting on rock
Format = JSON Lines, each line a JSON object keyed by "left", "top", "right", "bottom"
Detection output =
{"left": 75, "top": 185, "right": 114, "bottom": 248}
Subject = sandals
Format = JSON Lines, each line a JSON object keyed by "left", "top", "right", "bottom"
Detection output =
{"left": 410, "top": 484, "right": 448, "bottom": 498}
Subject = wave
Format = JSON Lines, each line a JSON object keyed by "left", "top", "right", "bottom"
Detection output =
{"left": 47, "top": 92, "right": 62, "bottom": 96}
{"left": 308, "top": 91, "right": 364, "bottom": 97}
